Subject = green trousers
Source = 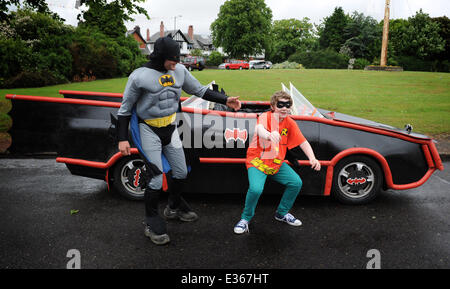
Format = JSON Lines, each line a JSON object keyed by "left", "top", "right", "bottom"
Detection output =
{"left": 241, "top": 162, "right": 302, "bottom": 221}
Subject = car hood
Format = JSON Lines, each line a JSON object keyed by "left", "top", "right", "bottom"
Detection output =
{"left": 317, "top": 109, "right": 430, "bottom": 139}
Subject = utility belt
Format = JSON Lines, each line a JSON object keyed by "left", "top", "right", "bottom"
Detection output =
{"left": 139, "top": 113, "right": 176, "bottom": 146}
{"left": 250, "top": 157, "right": 281, "bottom": 175}
{"left": 143, "top": 113, "right": 176, "bottom": 128}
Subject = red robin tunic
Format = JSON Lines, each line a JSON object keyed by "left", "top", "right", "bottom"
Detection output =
{"left": 246, "top": 111, "right": 306, "bottom": 175}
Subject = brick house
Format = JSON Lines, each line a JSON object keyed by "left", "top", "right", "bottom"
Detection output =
{"left": 126, "top": 26, "right": 150, "bottom": 56}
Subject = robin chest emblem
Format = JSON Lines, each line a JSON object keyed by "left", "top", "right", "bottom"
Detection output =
{"left": 159, "top": 74, "right": 175, "bottom": 87}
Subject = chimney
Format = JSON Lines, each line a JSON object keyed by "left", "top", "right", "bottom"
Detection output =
{"left": 160, "top": 21, "right": 164, "bottom": 38}
{"left": 188, "top": 25, "right": 194, "bottom": 40}
{"left": 146, "top": 28, "right": 150, "bottom": 41}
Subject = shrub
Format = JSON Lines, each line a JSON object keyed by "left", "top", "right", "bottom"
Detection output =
{"left": 70, "top": 28, "right": 146, "bottom": 81}
{"left": 288, "top": 49, "right": 349, "bottom": 69}
{"left": 207, "top": 51, "right": 224, "bottom": 66}
{"left": 396, "top": 55, "right": 436, "bottom": 71}
{"left": 272, "top": 61, "right": 304, "bottom": 69}
{"left": 1, "top": 9, "right": 73, "bottom": 88}
{"left": 3, "top": 70, "right": 68, "bottom": 88}
{"left": 353, "top": 58, "right": 371, "bottom": 69}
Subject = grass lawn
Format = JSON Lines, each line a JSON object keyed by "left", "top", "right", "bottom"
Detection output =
{"left": 1, "top": 69, "right": 449, "bottom": 137}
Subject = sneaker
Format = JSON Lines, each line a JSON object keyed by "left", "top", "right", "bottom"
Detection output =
{"left": 275, "top": 212, "right": 302, "bottom": 226}
{"left": 144, "top": 225, "right": 170, "bottom": 245}
{"left": 163, "top": 205, "right": 198, "bottom": 222}
{"left": 234, "top": 219, "right": 249, "bottom": 234}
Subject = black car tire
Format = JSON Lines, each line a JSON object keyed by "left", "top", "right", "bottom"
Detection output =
{"left": 332, "top": 155, "right": 383, "bottom": 205}
{"left": 188, "top": 66, "right": 193, "bottom": 71}
{"left": 111, "top": 156, "right": 146, "bottom": 201}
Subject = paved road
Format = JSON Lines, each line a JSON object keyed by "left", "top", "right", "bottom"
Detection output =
{"left": 0, "top": 158, "right": 449, "bottom": 270}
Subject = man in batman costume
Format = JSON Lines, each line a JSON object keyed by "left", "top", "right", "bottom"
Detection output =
{"left": 117, "top": 36, "right": 241, "bottom": 245}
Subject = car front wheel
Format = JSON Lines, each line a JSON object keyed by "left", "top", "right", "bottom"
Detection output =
{"left": 111, "top": 156, "right": 146, "bottom": 201}
{"left": 332, "top": 155, "right": 383, "bottom": 205}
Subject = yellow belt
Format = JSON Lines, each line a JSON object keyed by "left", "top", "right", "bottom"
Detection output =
{"left": 250, "top": 157, "right": 279, "bottom": 175}
{"left": 144, "top": 113, "right": 176, "bottom": 128}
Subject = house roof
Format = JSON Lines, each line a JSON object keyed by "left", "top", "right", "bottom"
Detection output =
{"left": 149, "top": 30, "right": 192, "bottom": 43}
{"left": 126, "top": 26, "right": 146, "bottom": 43}
{"left": 149, "top": 30, "right": 214, "bottom": 49}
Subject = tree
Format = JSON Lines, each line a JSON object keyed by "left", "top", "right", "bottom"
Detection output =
{"left": 267, "top": 18, "right": 317, "bottom": 63}
{"left": 343, "top": 12, "right": 381, "bottom": 60}
{"left": 210, "top": 0, "right": 272, "bottom": 59}
{"left": 318, "top": 7, "right": 351, "bottom": 51}
{"left": 0, "top": 0, "right": 60, "bottom": 22}
{"left": 395, "top": 10, "right": 444, "bottom": 59}
{"left": 432, "top": 16, "right": 450, "bottom": 61}
{"left": 78, "top": 0, "right": 149, "bottom": 39}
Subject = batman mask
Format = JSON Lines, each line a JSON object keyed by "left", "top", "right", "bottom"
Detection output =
{"left": 143, "top": 36, "right": 180, "bottom": 72}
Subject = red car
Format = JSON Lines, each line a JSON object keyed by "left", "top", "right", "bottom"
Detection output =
{"left": 221, "top": 60, "right": 249, "bottom": 70}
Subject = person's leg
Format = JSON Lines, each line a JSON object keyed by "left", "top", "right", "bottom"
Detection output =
{"left": 162, "top": 128, "right": 187, "bottom": 208}
{"left": 162, "top": 129, "right": 197, "bottom": 221}
{"left": 139, "top": 123, "right": 169, "bottom": 244}
{"left": 271, "top": 163, "right": 302, "bottom": 217}
{"left": 241, "top": 167, "right": 268, "bottom": 222}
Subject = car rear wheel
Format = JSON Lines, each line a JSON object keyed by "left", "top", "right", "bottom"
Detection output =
{"left": 332, "top": 155, "right": 382, "bottom": 205}
{"left": 111, "top": 156, "right": 146, "bottom": 201}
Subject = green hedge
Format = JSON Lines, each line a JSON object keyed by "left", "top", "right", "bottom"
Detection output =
{"left": 288, "top": 49, "right": 349, "bottom": 69}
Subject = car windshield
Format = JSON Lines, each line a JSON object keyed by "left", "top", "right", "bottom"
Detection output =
{"left": 281, "top": 82, "right": 324, "bottom": 118}
{"left": 182, "top": 81, "right": 324, "bottom": 118}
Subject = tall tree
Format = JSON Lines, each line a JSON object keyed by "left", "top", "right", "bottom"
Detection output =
{"left": 78, "top": 0, "right": 149, "bottom": 39}
{"left": 343, "top": 12, "right": 381, "bottom": 60}
{"left": 393, "top": 10, "right": 444, "bottom": 59}
{"left": 210, "top": 0, "right": 272, "bottom": 59}
{"left": 432, "top": 16, "right": 450, "bottom": 61}
{"left": 318, "top": 7, "right": 351, "bottom": 52}
{"left": 267, "top": 18, "right": 317, "bottom": 63}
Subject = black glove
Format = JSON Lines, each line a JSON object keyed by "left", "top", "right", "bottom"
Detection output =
{"left": 117, "top": 115, "right": 131, "bottom": 141}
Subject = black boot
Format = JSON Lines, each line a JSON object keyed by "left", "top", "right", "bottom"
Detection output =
{"left": 144, "top": 188, "right": 170, "bottom": 245}
{"left": 164, "top": 178, "right": 198, "bottom": 222}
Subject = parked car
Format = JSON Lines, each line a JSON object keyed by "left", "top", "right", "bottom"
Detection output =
{"left": 181, "top": 56, "right": 205, "bottom": 71}
{"left": 220, "top": 60, "right": 249, "bottom": 70}
{"left": 249, "top": 60, "right": 272, "bottom": 69}
{"left": 5, "top": 83, "right": 443, "bottom": 205}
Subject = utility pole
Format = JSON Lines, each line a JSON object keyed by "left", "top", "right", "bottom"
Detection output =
{"left": 380, "top": 0, "right": 390, "bottom": 66}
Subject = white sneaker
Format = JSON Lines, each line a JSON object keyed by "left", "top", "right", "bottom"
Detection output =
{"left": 234, "top": 219, "right": 249, "bottom": 234}
{"left": 275, "top": 212, "right": 302, "bottom": 226}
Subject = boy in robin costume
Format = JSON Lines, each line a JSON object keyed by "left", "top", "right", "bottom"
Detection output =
{"left": 234, "top": 91, "right": 321, "bottom": 234}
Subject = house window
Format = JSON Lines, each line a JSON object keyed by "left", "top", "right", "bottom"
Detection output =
{"left": 187, "top": 43, "right": 193, "bottom": 50}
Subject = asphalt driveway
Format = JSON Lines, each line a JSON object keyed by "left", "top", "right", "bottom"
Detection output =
{"left": 0, "top": 158, "right": 449, "bottom": 270}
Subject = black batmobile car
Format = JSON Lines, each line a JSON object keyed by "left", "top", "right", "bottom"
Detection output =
{"left": 5, "top": 83, "right": 443, "bottom": 204}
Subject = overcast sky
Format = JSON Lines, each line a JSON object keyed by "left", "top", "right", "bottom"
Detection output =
{"left": 45, "top": 0, "right": 449, "bottom": 36}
